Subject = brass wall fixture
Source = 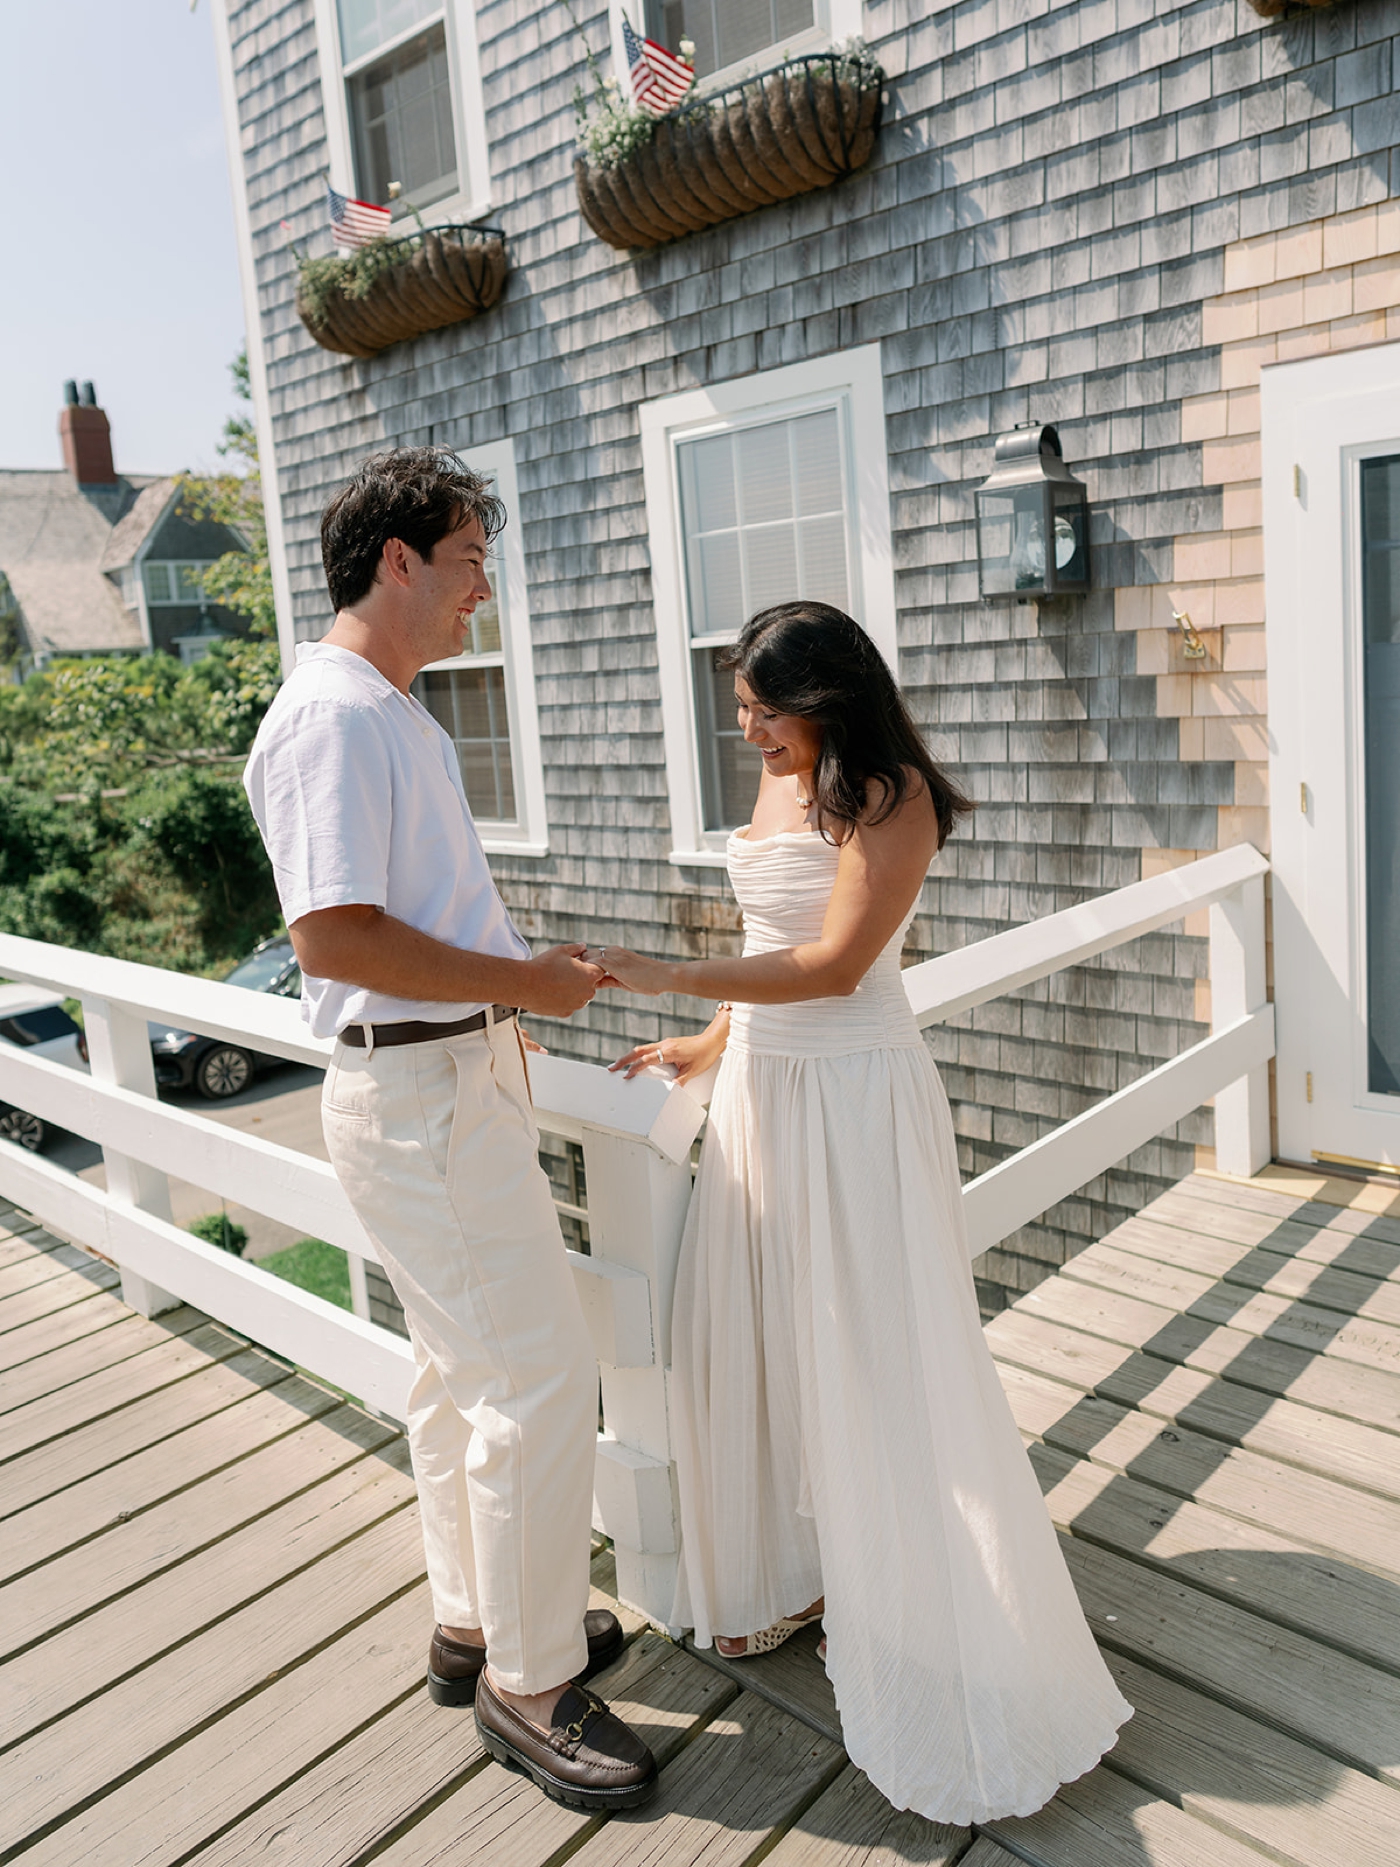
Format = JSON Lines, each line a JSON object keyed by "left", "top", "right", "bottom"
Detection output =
{"left": 1171, "top": 609, "right": 1208, "bottom": 659}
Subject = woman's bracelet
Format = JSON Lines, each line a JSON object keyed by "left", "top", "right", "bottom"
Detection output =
{"left": 715, "top": 1001, "right": 733, "bottom": 1015}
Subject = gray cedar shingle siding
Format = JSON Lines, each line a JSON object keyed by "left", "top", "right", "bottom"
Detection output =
{"left": 226, "top": 0, "right": 1400, "bottom": 1310}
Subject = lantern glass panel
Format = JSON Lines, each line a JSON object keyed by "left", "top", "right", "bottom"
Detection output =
{"left": 1050, "top": 483, "right": 1089, "bottom": 589}
{"left": 978, "top": 488, "right": 1045, "bottom": 597}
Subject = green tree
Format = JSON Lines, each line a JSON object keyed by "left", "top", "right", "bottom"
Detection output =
{"left": 0, "top": 350, "right": 286, "bottom": 973}
{"left": 179, "top": 349, "right": 278, "bottom": 640}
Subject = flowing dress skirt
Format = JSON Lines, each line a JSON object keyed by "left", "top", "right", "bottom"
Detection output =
{"left": 670, "top": 1037, "right": 1132, "bottom": 1824}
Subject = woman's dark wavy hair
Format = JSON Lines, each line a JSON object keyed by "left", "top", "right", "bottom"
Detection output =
{"left": 722, "top": 601, "right": 974, "bottom": 849}
{"left": 320, "top": 446, "right": 507, "bottom": 613}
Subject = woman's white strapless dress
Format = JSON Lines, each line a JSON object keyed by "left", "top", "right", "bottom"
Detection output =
{"left": 669, "top": 829, "right": 1131, "bottom": 1824}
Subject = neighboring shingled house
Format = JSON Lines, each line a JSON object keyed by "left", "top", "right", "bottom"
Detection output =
{"left": 0, "top": 383, "right": 252, "bottom": 672}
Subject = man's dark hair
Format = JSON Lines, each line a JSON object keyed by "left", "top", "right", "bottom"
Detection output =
{"left": 320, "top": 447, "right": 507, "bottom": 613}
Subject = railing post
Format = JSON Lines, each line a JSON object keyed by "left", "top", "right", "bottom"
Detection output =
{"left": 580, "top": 1123, "right": 692, "bottom": 1629}
{"left": 1209, "top": 873, "right": 1272, "bottom": 1177}
{"left": 82, "top": 996, "right": 180, "bottom": 1316}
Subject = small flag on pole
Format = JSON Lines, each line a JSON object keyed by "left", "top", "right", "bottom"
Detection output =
{"left": 327, "top": 184, "right": 392, "bottom": 250}
{"left": 621, "top": 15, "right": 694, "bottom": 116}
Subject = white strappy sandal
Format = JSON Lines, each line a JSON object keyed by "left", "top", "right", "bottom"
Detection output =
{"left": 715, "top": 1604, "right": 824, "bottom": 1659}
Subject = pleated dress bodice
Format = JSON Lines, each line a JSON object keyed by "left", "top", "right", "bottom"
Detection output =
{"left": 725, "top": 829, "right": 921, "bottom": 1058}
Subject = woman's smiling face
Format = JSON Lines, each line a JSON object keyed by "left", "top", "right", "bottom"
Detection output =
{"left": 734, "top": 676, "right": 823, "bottom": 780}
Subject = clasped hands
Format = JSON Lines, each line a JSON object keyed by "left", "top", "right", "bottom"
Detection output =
{"left": 529, "top": 942, "right": 721, "bottom": 1088}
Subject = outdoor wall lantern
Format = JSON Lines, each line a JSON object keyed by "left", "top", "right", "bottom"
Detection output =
{"left": 974, "top": 424, "right": 1091, "bottom": 600}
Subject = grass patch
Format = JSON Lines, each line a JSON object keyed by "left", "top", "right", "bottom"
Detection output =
{"left": 259, "top": 1236, "right": 352, "bottom": 1310}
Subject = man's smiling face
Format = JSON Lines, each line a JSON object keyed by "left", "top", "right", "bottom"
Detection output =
{"left": 408, "top": 512, "right": 493, "bottom": 666}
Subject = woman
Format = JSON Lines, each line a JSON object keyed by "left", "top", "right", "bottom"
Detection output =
{"left": 601, "top": 602, "right": 1130, "bottom": 1824}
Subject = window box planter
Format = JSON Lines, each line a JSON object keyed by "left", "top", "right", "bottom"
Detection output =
{"left": 294, "top": 225, "right": 508, "bottom": 359}
{"left": 574, "top": 50, "right": 884, "bottom": 252}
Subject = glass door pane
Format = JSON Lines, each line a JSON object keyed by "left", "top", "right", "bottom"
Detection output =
{"left": 1362, "top": 455, "right": 1400, "bottom": 1095}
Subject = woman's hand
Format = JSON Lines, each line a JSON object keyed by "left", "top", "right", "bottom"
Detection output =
{"left": 519, "top": 1026, "right": 547, "bottom": 1054}
{"left": 609, "top": 1019, "right": 727, "bottom": 1086}
{"left": 594, "top": 946, "right": 674, "bottom": 996}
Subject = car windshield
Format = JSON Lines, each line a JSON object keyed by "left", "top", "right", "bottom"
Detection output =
{"left": 224, "top": 947, "right": 293, "bottom": 992}
{"left": 0, "top": 1007, "right": 80, "bottom": 1046}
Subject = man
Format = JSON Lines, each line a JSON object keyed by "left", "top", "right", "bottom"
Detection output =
{"left": 243, "top": 448, "right": 657, "bottom": 1812}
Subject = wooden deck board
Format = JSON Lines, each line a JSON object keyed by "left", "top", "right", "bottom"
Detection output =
{"left": 2, "top": 1512, "right": 429, "bottom": 1855}
{"left": 561, "top": 1692, "right": 845, "bottom": 1867}
{"left": 761, "top": 1765, "right": 972, "bottom": 1865}
{"left": 0, "top": 1402, "right": 400, "bottom": 1658}
{"left": 0, "top": 1305, "right": 206, "bottom": 1413}
{"left": 3, "top": 1174, "right": 1396, "bottom": 1867}
{"left": 1000, "top": 1359, "right": 1400, "bottom": 1581}
{"left": 1030, "top": 1439, "right": 1400, "bottom": 1674}
{"left": 683, "top": 1619, "right": 840, "bottom": 1744}
{"left": 988, "top": 1307, "right": 1400, "bottom": 1489}
{"left": 1011, "top": 1266, "right": 1400, "bottom": 1430}
{"left": 1105, "top": 1213, "right": 1400, "bottom": 1323}
{"left": 1103, "top": 1650, "right": 1400, "bottom": 1867}
{"left": 0, "top": 1448, "right": 413, "bottom": 1744}
{"left": 985, "top": 1766, "right": 1285, "bottom": 1867}
{"left": 1062, "top": 1533, "right": 1400, "bottom": 1786}
{"left": 1057, "top": 1241, "right": 1400, "bottom": 1377}
{"left": 367, "top": 1634, "right": 742, "bottom": 1866}
{"left": 0, "top": 1285, "right": 148, "bottom": 1370}
{"left": 0, "top": 1371, "right": 340, "bottom": 1582}
{"left": 0, "top": 1320, "right": 247, "bottom": 1462}
{"left": 0, "top": 1343, "right": 303, "bottom": 1517}
{"left": 0, "top": 1256, "right": 121, "bottom": 1332}
{"left": 187, "top": 1550, "right": 656, "bottom": 1867}
{"left": 13, "top": 1581, "right": 437, "bottom": 1867}
{"left": 1135, "top": 1188, "right": 1400, "bottom": 1278}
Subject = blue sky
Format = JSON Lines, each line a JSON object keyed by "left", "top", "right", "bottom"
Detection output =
{"left": 0, "top": 1, "right": 247, "bottom": 476}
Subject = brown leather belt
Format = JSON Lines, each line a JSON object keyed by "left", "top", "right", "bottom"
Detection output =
{"left": 338, "top": 1006, "right": 518, "bottom": 1048}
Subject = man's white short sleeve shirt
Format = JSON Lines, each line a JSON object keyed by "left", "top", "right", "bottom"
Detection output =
{"left": 243, "top": 642, "right": 530, "bottom": 1038}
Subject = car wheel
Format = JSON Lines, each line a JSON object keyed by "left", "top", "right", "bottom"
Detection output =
{"left": 0, "top": 1109, "right": 46, "bottom": 1152}
{"left": 195, "top": 1045, "right": 254, "bottom": 1101}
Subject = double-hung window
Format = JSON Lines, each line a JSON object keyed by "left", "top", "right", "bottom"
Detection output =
{"left": 409, "top": 440, "right": 549, "bottom": 855}
{"left": 641, "top": 345, "right": 896, "bottom": 864}
{"left": 314, "top": 0, "right": 490, "bottom": 225}
{"left": 142, "top": 562, "right": 213, "bottom": 606}
{"left": 614, "top": 0, "right": 861, "bottom": 94}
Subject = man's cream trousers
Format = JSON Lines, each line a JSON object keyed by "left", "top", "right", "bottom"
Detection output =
{"left": 321, "top": 1014, "right": 596, "bottom": 1693}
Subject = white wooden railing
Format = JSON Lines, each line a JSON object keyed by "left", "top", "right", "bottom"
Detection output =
{"left": 0, "top": 842, "right": 1272, "bottom": 1624}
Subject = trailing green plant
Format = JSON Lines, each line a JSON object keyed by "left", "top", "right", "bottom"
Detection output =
{"left": 558, "top": 0, "right": 663, "bottom": 168}
{"left": 292, "top": 232, "right": 420, "bottom": 324}
{"left": 570, "top": 23, "right": 879, "bottom": 171}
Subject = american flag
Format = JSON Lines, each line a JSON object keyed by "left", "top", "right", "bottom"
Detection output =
{"left": 327, "top": 184, "right": 392, "bottom": 251}
{"left": 622, "top": 15, "right": 694, "bottom": 116}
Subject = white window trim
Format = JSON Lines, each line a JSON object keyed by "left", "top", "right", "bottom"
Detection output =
{"left": 310, "top": 0, "right": 493, "bottom": 229}
{"left": 417, "top": 439, "right": 549, "bottom": 858}
{"left": 607, "top": 0, "right": 861, "bottom": 101}
{"left": 640, "top": 343, "right": 895, "bottom": 868}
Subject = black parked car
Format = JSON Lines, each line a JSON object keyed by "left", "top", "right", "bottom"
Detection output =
{"left": 0, "top": 987, "right": 88, "bottom": 1151}
{"left": 149, "top": 937, "right": 302, "bottom": 1100}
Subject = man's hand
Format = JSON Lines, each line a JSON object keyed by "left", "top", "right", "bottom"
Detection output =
{"left": 518, "top": 945, "right": 605, "bottom": 1018}
{"left": 289, "top": 907, "right": 603, "bottom": 1016}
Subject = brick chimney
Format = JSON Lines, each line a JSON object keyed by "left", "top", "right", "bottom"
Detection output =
{"left": 59, "top": 380, "right": 117, "bottom": 485}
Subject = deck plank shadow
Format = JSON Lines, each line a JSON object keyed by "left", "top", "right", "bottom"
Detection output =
{"left": 1, "top": 1167, "right": 1391, "bottom": 1867}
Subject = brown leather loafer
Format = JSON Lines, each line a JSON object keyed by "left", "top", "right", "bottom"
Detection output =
{"left": 474, "top": 1672, "right": 658, "bottom": 1811}
{"left": 427, "top": 1608, "right": 625, "bottom": 1708}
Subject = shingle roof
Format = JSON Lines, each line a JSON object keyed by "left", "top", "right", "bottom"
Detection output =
{"left": 99, "top": 478, "right": 178, "bottom": 574}
{"left": 0, "top": 470, "right": 161, "bottom": 657}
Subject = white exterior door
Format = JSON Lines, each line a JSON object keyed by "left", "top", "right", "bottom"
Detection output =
{"left": 1264, "top": 341, "right": 1400, "bottom": 1173}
